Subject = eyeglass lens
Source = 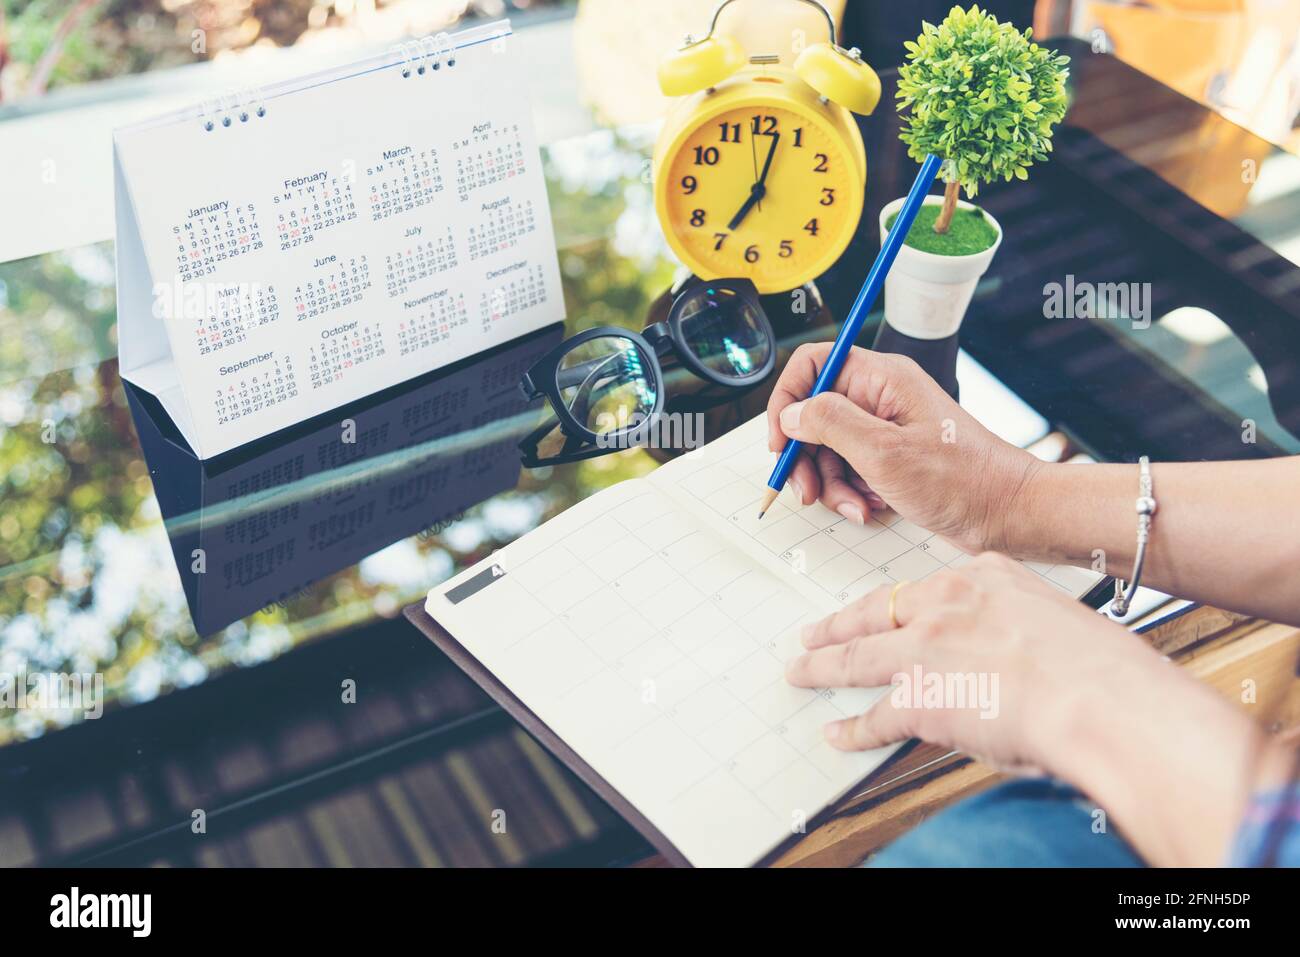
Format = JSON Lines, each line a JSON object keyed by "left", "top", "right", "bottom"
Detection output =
{"left": 557, "top": 335, "right": 658, "bottom": 435}
{"left": 676, "top": 285, "right": 771, "bottom": 380}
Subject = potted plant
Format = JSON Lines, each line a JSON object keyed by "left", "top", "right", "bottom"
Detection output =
{"left": 875, "top": 5, "right": 1070, "bottom": 377}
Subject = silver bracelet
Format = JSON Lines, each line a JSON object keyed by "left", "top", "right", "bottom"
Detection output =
{"left": 1110, "top": 456, "right": 1156, "bottom": 616}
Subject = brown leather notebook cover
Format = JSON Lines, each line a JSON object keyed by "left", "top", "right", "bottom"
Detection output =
{"left": 404, "top": 600, "right": 912, "bottom": 867}
{"left": 404, "top": 601, "right": 693, "bottom": 865}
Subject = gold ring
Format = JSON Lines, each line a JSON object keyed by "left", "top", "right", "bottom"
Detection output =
{"left": 888, "top": 580, "right": 910, "bottom": 630}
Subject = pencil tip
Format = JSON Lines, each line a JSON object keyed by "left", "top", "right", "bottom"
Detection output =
{"left": 757, "top": 509, "right": 766, "bottom": 520}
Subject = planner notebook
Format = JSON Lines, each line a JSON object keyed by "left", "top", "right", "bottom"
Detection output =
{"left": 419, "top": 413, "right": 1103, "bottom": 867}
{"left": 114, "top": 19, "right": 562, "bottom": 459}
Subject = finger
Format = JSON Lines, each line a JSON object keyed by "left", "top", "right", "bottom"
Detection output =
{"left": 825, "top": 694, "right": 917, "bottom": 752}
{"left": 778, "top": 392, "right": 894, "bottom": 464}
{"left": 785, "top": 628, "right": 918, "bottom": 689}
{"left": 767, "top": 342, "right": 833, "bottom": 451}
{"left": 800, "top": 580, "right": 916, "bottom": 650}
{"left": 846, "top": 473, "right": 888, "bottom": 509}
{"left": 788, "top": 453, "right": 821, "bottom": 507}
{"left": 814, "top": 447, "right": 870, "bottom": 525}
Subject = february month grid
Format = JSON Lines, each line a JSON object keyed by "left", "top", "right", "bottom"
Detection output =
{"left": 675, "top": 427, "right": 1101, "bottom": 601}
{"left": 469, "top": 485, "right": 891, "bottom": 840}
{"left": 273, "top": 174, "right": 360, "bottom": 251}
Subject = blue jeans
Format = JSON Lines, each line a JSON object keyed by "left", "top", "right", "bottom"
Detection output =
{"left": 866, "top": 779, "right": 1146, "bottom": 867}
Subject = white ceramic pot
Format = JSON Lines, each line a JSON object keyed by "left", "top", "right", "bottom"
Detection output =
{"left": 878, "top": 195, "right": 1003, "bottom": 340}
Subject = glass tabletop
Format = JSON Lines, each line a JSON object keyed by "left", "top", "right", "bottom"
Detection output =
{"left": 2, "top": 38, "right": 1299, "bottom": 749}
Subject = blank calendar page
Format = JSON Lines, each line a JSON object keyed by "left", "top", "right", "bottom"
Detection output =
{"left": 428, "top": 414, "right": 1103, "bottom": 866}
{"left": 115, "top": 21, "right": 562, "bottom": 457}
{"left": 429, "top": 478, "right": 895, "bottom": 867}
{"left": 649, "top": 415, "right": 1104, "bottom": 605}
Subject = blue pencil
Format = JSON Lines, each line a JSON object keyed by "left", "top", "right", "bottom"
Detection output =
{"left": 758, "top": 152, "right": 943, "bottom": 518}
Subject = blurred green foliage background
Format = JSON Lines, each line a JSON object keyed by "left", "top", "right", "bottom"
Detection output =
{"left": 0, "top": 126, "right": 675, "bottom": 743}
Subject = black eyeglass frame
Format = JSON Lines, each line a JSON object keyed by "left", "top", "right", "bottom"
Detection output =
{"left": 518, "top": 277, "right": 776, "bottom": 448}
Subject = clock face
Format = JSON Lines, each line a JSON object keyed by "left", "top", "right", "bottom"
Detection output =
{"left": 660, "top": 104, "right": 861, "bottom": 293}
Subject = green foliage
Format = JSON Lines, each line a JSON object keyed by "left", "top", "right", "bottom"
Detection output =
{"left": 896, "top": 4, "right": 1070, "bottom": 195}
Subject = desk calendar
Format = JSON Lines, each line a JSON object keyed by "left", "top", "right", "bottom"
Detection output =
{"left": 127, "top": 329, "right": 555, "bottom": 635}
{"left": 422, "top": 414, "right": 1104, "bottom": 867}
{"left": 114, "top": 20, "right": 563, "bottom": 459}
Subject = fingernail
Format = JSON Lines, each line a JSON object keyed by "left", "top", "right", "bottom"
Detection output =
{"left": 837, "top": 503, "right": 865, "bottom": 525}
{"left": 784, "top": 656, "right": 804, "bottom": 680}
{"left": 789, "top": 479, "right": 804, "bottom": 504}
{"left": 824, "top": 722, "right": 842, "bottom": 743}
{"left": 799, "top": 623, "right": 816, "bottom": 646}
{"left": 780, "top": 401, "right": 805, "bottom": 432}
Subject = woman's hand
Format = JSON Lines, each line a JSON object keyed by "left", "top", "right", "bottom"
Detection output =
{"left": 766, "top": 344, "right": 1037, "bottom": 554}
{"left": 785, "top": 553, "right": 1269, "bottom": 866}
{"left": 786, "top": 553, "right": 1153, "bottom": 772}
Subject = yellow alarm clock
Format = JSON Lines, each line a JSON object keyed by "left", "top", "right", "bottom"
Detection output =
{"left": 652, "top": 0, "right": 880, "bottom": 295}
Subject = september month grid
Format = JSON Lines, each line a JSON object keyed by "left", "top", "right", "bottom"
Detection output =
{"left": 213, "top": 355, "right": 299, "bottom": 426}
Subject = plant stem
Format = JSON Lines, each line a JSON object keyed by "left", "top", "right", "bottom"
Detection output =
{"left": 933, "top": 179, "right": 960, "bottom": 234}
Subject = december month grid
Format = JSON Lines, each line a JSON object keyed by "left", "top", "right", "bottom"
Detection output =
{"left": 477, "top": 486, "right": 889, "bottom": 838}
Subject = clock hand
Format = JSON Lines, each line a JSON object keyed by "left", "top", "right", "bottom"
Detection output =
{"left": 756, "top": 130, "right": 779, "bottom": 190}
{"left": 727, "top": 185, "right": 764, "bottom": 231}
{"left": 727, "top": 132, "right": 780, "bottom": 231}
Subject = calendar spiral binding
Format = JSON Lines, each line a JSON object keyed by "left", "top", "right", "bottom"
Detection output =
{"left": 195, "top": 28, "right": 469, "bottom": 130}
{"left": 392, "top": 31, "right": 457, "bottom": 79}
{"left": 199, "top": 86, "right": 268, "bottom": 132}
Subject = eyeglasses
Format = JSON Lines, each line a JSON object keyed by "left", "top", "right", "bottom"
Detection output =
{"left": 519, "top": 277, "right": 776, "bottom": 466}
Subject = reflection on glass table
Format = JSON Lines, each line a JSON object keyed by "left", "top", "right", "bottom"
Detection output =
{"left": 126, "top": 328, "right": 562, "bottom": 637}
